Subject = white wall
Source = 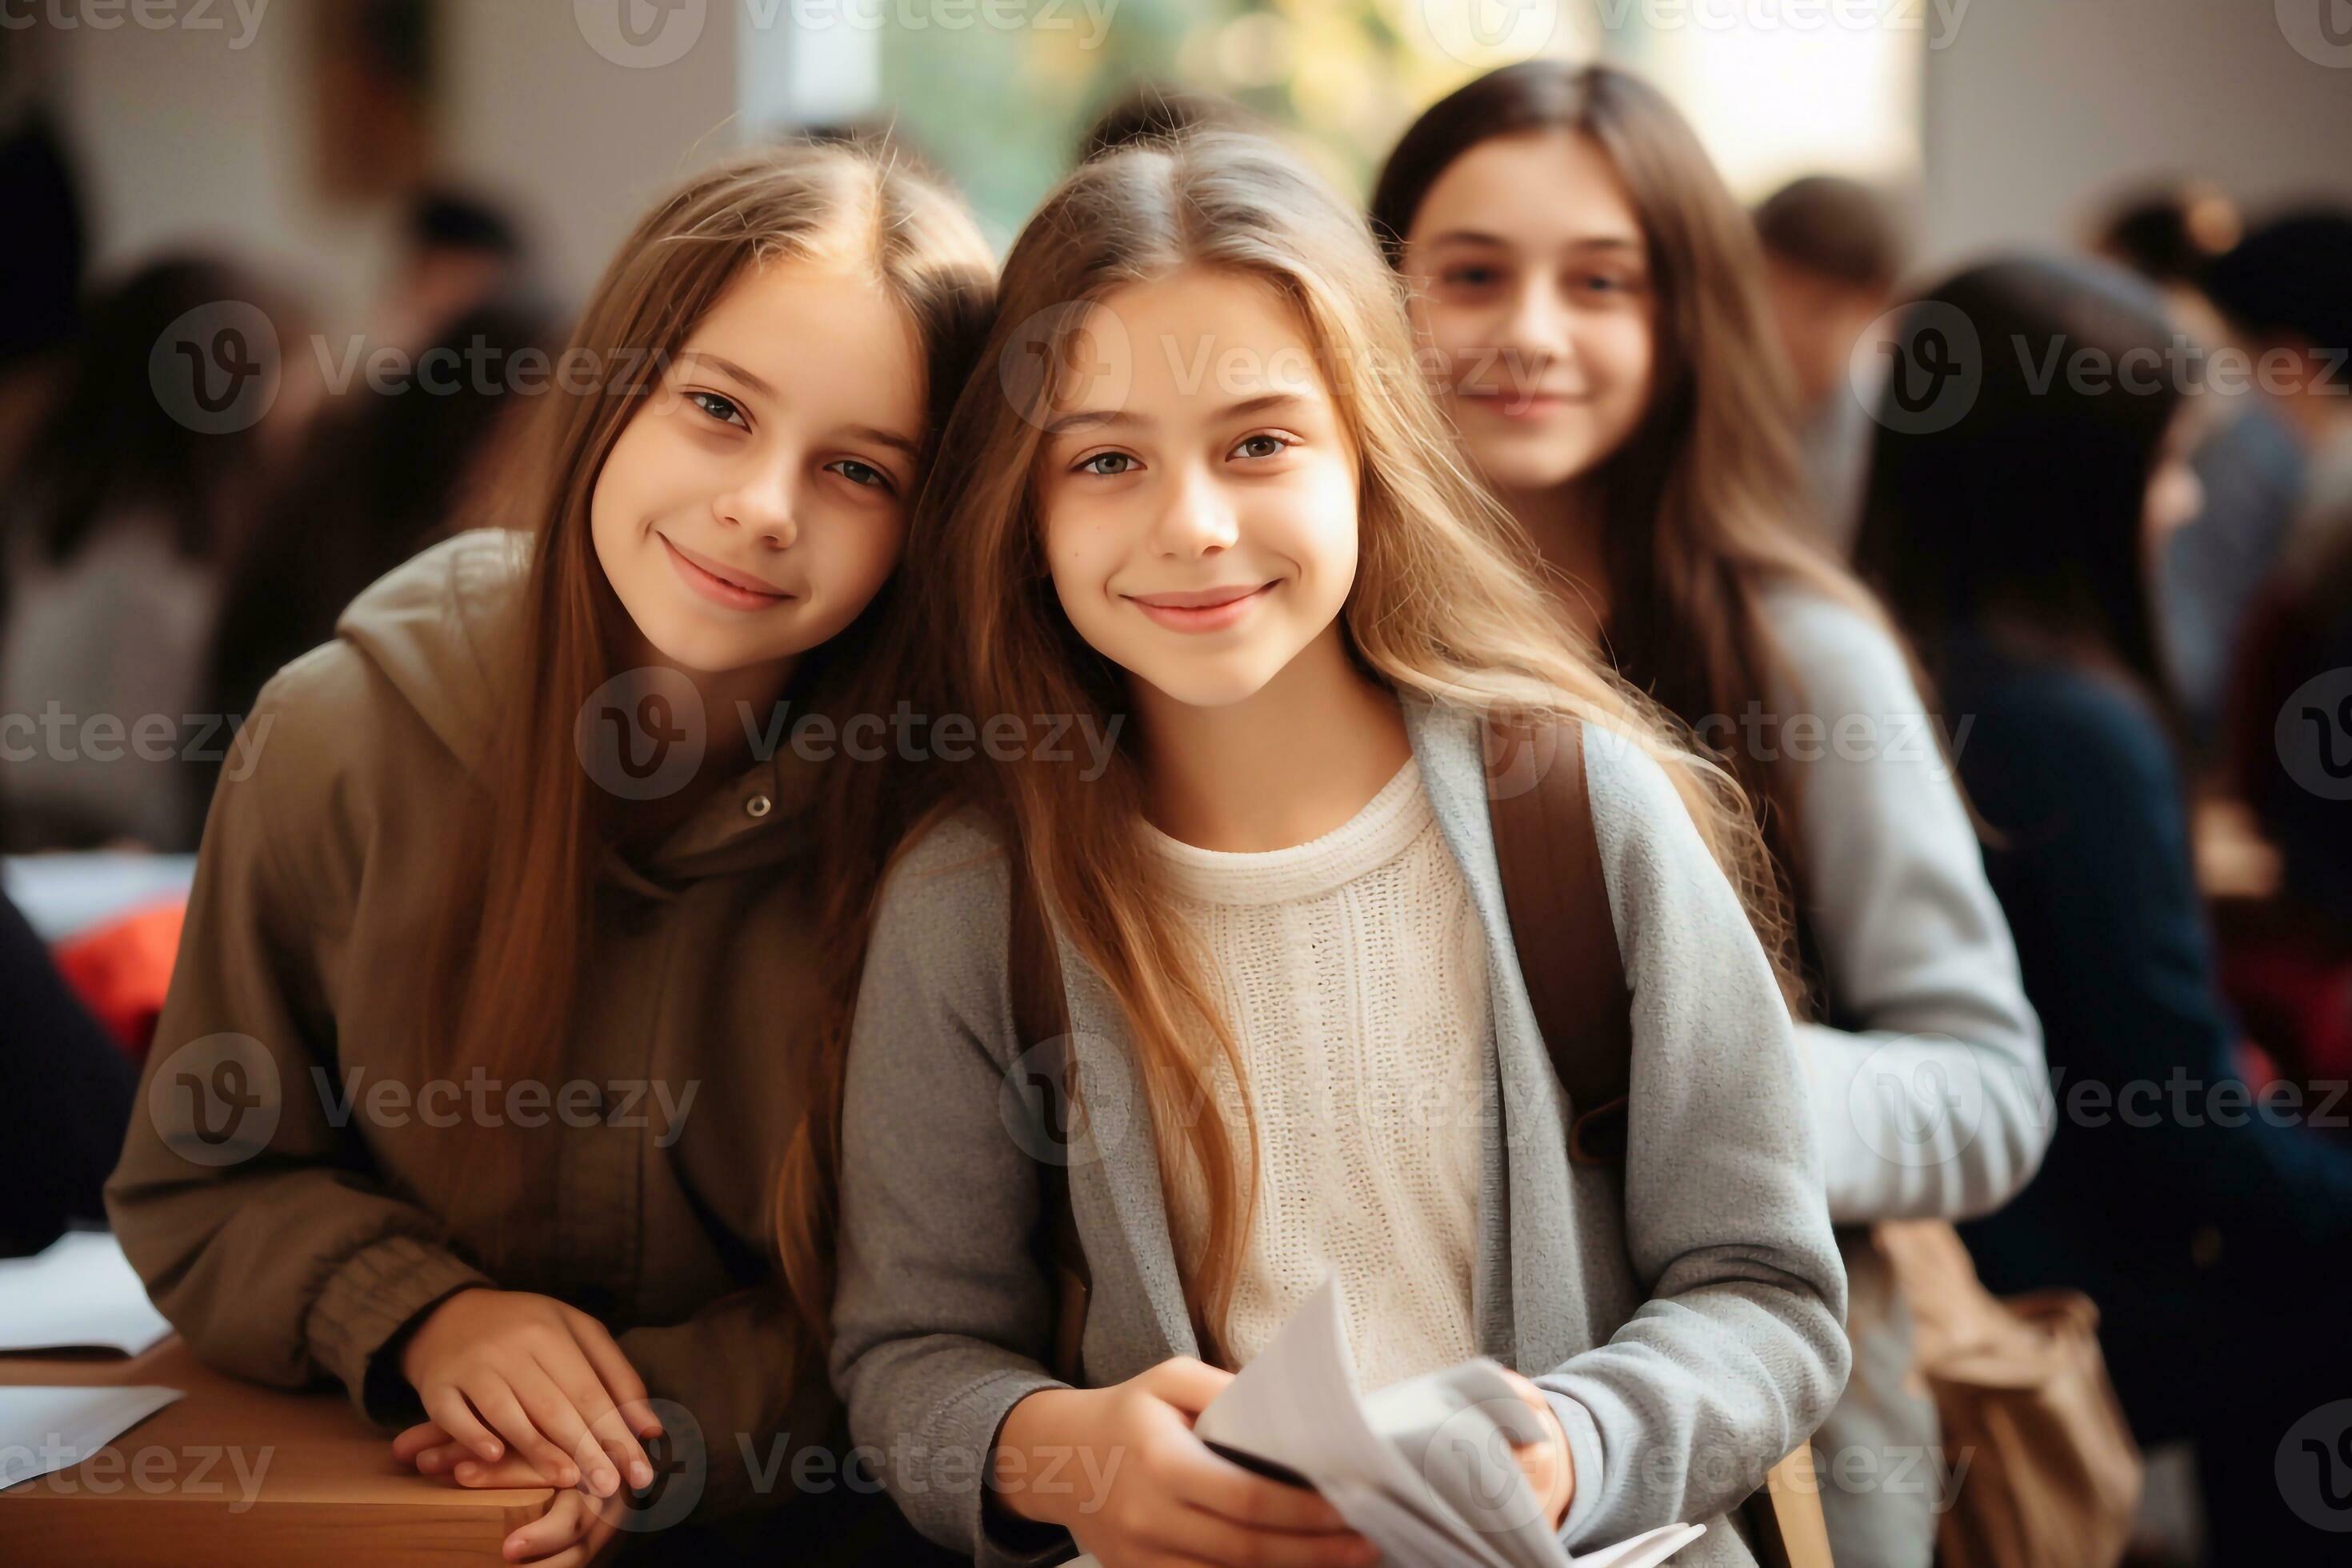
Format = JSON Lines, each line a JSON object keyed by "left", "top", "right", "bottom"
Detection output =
{"left": 44, "top": 0, "right": 750, "bottom": 328}
{"left": 1919, "top": 0, "right": 2352, "bottom": 270}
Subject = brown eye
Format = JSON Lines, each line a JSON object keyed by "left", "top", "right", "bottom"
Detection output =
{"left": 689, "top": 391, "right": 747, "bottom": 428}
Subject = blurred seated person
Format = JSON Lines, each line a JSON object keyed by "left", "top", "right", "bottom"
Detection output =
{"left": 1854, "top": 254, "right": 2352, "bottom": 1566}
{"left": 204, "top": 290, "right": 557, "bottom": 742}
{"left": 2094, "top": 181, "right": 2306, "bottom": 757}
{"left": 1754, "top": 174, "right": 1908, "bottom": 555}
{"left": 2203, "top": 209, "right": 2352, "bottom": 1089}
{"left": 370, "top": 187, "right": 530, "bottom": 355}
{"left": 0, "top": 256, "right": 296, "bottom": 852}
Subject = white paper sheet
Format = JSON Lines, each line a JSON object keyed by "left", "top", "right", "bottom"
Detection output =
{"left": 0, "top": 1230, "right": 174, "bottom": 1356}
{"left": 0, "top": 1385, "right": 186, "bottom": 1490}
{"left": 1182, "top": 1275, "right": 1706, "bottom": 1567}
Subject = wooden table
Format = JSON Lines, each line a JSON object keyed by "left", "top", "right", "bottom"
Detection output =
{"left": 1, "top": 1337, "right": 553, "bottom": 1564}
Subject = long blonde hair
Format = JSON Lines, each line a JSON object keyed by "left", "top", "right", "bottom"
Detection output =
{"left": 902, "top": 130, "right": 1792, "bottom": 1362}
{"left": 404, "top": 140, "right": 992, "bottom": 1313}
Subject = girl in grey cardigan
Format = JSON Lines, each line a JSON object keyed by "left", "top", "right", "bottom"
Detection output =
{"left": 830, "top": 131, "right": 1849, "bottom": 1568}
{"left": 1373, "top": 63, "right": 2048, "bottom": 1566}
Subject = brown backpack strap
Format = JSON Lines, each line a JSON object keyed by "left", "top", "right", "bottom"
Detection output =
{"left": 1482, "top": 716, "right": 1633, "bottom": 1165}
{"left": 1486, "top": 715, "right": 1831, "bottom": 1566}
{"left": 1009, "top": 859, "right": 1091, "bottom": 1385}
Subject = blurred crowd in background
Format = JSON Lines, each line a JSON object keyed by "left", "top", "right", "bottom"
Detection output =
{"left": 2, "top": 3, "right": 2349, "bottom": 1562}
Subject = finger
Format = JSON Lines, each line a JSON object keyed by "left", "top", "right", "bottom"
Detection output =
{"left": 1156, "top": 1506, "right": 1382, "bottom": 1567}
{"left": 539, "top": 1334, "right": 654, "bottom": 1490}
{"left": 1142, "top": 1357, "right": 1235, "bottom": 1416}
{"left": 390, "top": 1421, "right": 450, "bottom": 1463}
{"left": 529, "top": 1509, "right": 622, "bottom": 1568}
{"left": 423, "top": 1386, "right": 505, "bottom": 1466}
{"left": 508, "top": 1360, "right": 617, "bottom": 1497}
{"left": 503, "top": 1489, "right": 588, "bottom": 1562}
{"left": 1162, "top": 1440, "right": 1357, "bottom": 1535}
{"left": 449, "top": 1453, "right": 562, "bottom": 1489}
{"left": 562, "top": 1309, "right": 662, "bottom": 1442}
{"left": 413, "top": 1439, "right": 474, "bottom": 1475}
{"left": 474, "top": 1375, "right": 581, "bottom": 1489}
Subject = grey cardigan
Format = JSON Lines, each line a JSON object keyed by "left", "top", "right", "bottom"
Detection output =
{"left": 1760, "top": 586, "right": 2048, "bottom": 1568}
{"left": 830, "top": 697, "right": 1851, "bottom": 1566}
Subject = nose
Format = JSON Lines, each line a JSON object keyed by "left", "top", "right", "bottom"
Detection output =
{"left": 714, "top": 458, "right": 798, "bottom": 547}
{"left": 1490, "top": 277, "right": 1575, "bottom": 390}
{"left": 1147, "top": 461, "right": 1239, "bottom": 558}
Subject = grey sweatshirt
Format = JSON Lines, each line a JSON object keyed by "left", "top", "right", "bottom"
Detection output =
{"left": 1762, "top": 586, "right": 2050, "bottom": 1568}
{"left": 830, "top": 694, "right": 1850, "bottom": 1567}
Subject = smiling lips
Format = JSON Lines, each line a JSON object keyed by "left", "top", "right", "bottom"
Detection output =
{"left": 660, "top": 533, "right": 794, "bottom": 612}
{"left": 1124, "top": 581, "right": 1278, "bottom": 634}
{"left": 1458, "top": 386, "right": 1586, "bottom": 420}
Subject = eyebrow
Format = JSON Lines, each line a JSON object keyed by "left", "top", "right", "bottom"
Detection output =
{"left": 677, "top": 350, "right": 777, "bottom": 400}
{"left": 679, "top": 351, "right": 921, "bottom": 459}
{"left": 1420, "top": 229, "right": 1644, "bottom": 254}
{"left": 1044, "top": 390, "right": 1316, "bottom": 438}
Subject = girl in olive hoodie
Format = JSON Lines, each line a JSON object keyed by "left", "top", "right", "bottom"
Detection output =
{"left": 106, "top": 142, "right": 991, "bottom": 1567}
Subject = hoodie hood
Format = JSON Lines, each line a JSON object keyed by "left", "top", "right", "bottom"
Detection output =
{"left": 333, "top": 527, "right": 526, "bottom": 778}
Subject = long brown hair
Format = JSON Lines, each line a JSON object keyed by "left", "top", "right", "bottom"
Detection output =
{"left": 1371, "top": 62, "right": 1872, "bottom": 965}
{"left": 894, "top": 130, "right": 1795, "bottom": 1363}
{"left": 412, "top": 142, "right": 993, "bottom": 1308}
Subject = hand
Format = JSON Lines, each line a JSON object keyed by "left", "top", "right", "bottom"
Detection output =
{"left": 501, "top": 1485, "right": 623, "bottom": 1566}
{"left": 993, "top": 1357, "right": 1381, "bottom": 1567}
{"left": 393, "top": 1420, "right": 562, "bottom": 1489}
{"left": 1494, "top": 1368, "right": 1574, "bottom": 1531}
{"left": 396, "top": 1288, "right": 662, "bottom": 1499}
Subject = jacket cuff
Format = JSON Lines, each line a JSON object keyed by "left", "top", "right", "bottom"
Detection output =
{"left": 942, "top": 1368, "right": 1078, "bottom": 1568}
{"left": 1542, "top": 1388, "right": 1608, "bottom": 1548}
{"left": 303, "top": 1234, "right": 493, "bottom": 1426}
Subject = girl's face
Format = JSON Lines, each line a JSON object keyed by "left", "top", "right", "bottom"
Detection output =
{"left": 1036, "top": 267, "right": 1360, "bottom": 711}
{"left": 1398, "top": 128, "right": 1658, "bottom": 494}
{"left": 591, "top": 258, "right": 925, "bottom": 682}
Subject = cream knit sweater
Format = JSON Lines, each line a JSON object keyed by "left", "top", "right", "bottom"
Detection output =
{"left": 1144, "top": 757, "right": 1493, "bottom": 1392}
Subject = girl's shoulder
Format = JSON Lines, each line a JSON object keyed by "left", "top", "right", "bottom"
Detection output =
{"left": 871, "top": 803, "right": 1016, "bottom": 940}
{"left": 222, "top": 531, "right": 527, "bottom": 845}
{"left": 1754, "top": 578, "right": 1926, "bottom": 718}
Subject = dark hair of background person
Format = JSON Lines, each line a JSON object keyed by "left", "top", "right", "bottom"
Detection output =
{"left": 205, "top": 290, "right": 558, "bottom": 728}
{"left": 9, "top": 254, "right": 286, "bottom": 570}
{"left": 0, "top": 107, "right": 87, "bottom": 366}
{"left": 1753, "top": 173, "right": 1908, "bottom": 291}
{"left": 1852, "top": 255, "right": 2185, "bottom": 694}
{"left": 1075, "top": 82, "right": 1251, "bottom": 163}
{"left": 406, "top": 187, "right": 523, "bottom": 262}
{"left": 2090, "top": 179, "right": 2244, "bottom": 286}
{"left": 1369, "top": 60, "right": 1861, "bottom": 960}
{"left": 2200, "top": 206, "right": 2352, "bottom": 361}
{"left": 0, "top": 106, "right": 93, "bottom": 689}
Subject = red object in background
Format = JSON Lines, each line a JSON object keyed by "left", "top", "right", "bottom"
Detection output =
{"left": 50, "top": 899, "right": 186, "bottom": 1060}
